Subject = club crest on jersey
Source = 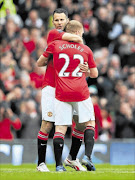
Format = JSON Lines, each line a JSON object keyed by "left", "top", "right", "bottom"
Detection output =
{"left": 47, "top": 112, "right": 53, "bottom": 117}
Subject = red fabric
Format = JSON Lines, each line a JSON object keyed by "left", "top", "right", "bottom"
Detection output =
{"left": 45, "top": 40, "right": 96, "bottom": 102}
{"left": 30, "top": 72, "right": 44, "bottom": 88}
{"left": 0, "top": 118, "right": 21, "bottom": 141}
{"left": 46, "top": 29, "right": 65, "bottom": 45}
{"left": 94, "top": 104, "right": 103, "bottom": 140}
{"left": 106, "top": 115, "right": 112, "bottom": 123}
{"left": 23, "top": 40, "right": 36, "bottom": 53}
{"left": 42, "top": 29, "right": 64, "bottom": 88}
{"left": 1, "top": 45, "right": 11, "bottom": 53}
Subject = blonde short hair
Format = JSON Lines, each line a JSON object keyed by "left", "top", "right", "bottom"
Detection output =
{"left": 65, "top": 20, "right": 83, "bottom": 33}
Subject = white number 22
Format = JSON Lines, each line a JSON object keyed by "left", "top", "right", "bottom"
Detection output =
{"left": 58, "top": 53, "right": 84, "bottom": 77}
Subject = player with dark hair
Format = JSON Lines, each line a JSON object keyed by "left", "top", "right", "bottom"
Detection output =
{"left": 53, "top": 8, "right": 68, "bottom": 17}
{"left": 37, "top": 9, "right": 88, "bottom": 172}
{"left": 39, "top": 20, "right": 98, "bottom": 172}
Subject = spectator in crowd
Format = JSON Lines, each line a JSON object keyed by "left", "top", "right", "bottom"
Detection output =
{"left": 72, "top": 13, "right": 83, "bottom": 23}
{"left": 0, "top": 101, "right": 21, "bottom": 140}
{"left": 0, "top": 89, "right": 6, "bottom": 102}
{"left": 125, "top": 70, "right": 135, "bottom": 89}
{"left": 96, "top": 6, "right": 112, "bottom": 47}
{"left": 112, "top": 83, "right": 128, "bottom": 113}
{"left": 89, "top": 86, "right": 103, "bottom": 141}
{"left": 6, "top": 86, "right": 23, "bottom": 115}
{"left": 25, "top": 9, "right": 43, "bottom": 29}
{"left": 80, "top": 3, "right": 93, "bottom": 33}
{"left": 36, "top": 0, "right": 57, "bottom": 30}
{"left": 108, "top": 12, "right": 123, "bottom": 40}
{"left": 0, "top": 0, "right": 16, "bottom": 25}
{"left": 19, "top": 99, "right": 40, "bottom": 139}
{"left": 83, "top": 18, "right": 100, "bottom": 51}
{"left": 19, "top": 53, "right": 33, "bottom": 72}
{"left": 97, "top": 67, "right": 116, "bottom": 99}
{"left": 99, "top": 107, "right": 114, "bottom": 141}
{"left": 121, "top": 5, "right": 135, "bottom": 31}
{"left": 109, "top": 54, "right": 122, "bottom": 78}
{"left": 115, "top": 102, "right": 135, "bottom": 138}
{"left": 33, "top": 89, "right": 42, "bottom": 115}
{"left": 29, "top": 27, "right": 46, "bottom": 58}
{"left": 17, "top": 0, "right": 36, "bottom": 22}
{"left": 47, "top": 0, "right": 58, "bottom": 30}
{"left": 29, "top": 65, "right": 45, "bottom": 89}
{"left": 115, "top": 33, "right": 135, "bottom": 67}
{"left": 0, "top": 68, "right": 15, "bottom": 93}
{"left": 19, "top": 28, "right": 34, "bottom": 55}
{"left": 127, "top": 89, "right": 135, "bottom": 116}
{"left": 1, "top": 18, "right": 18, "bottom": 44}
{"left": 61, "top": 0, "right": 76, "bottom": 19}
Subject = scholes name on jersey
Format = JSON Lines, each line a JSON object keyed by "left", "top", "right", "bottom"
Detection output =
{"left": 59, "top": 44, "right": 84, "bottom": 52}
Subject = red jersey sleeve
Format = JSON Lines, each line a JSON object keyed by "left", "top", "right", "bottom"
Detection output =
{"left": 47, "top": 29, "right": 65, "bottom": 44}
{"left": 42, "top": 29, "right": 64, "bottom": 89}
{"left": 42, "top": 42, "right": 55, "bottom": 57}
{"left": 88, "top": 48, "right": 96, "bottom": 68}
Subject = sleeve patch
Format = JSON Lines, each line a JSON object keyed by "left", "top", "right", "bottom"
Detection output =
{"left": 44, "top": 46, "right": 48, "bottom": 52}
{"left": 57, "top": 29, "right": 63, "bottom": 33}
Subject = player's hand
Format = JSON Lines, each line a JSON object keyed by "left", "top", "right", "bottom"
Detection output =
{"left": 78, "top": 62, "right": 88, "bottom": 72}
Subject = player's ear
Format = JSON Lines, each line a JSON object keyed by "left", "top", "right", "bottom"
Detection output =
{"left": 67, "top": 18, "right": 69, "bottom": 23}
{"left": 52, "top": 17, "right": 55, "bottom": 25}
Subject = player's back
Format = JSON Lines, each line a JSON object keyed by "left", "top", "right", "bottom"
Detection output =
{"left": 52, "top": 40, "right": 93, "bottom": 102}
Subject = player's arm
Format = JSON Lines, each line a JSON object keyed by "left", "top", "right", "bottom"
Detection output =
{"left": 85, "top": 69, "right": 91, "bottom": 77}
{"left": 62, "top": 33, "right": 83, "bottom": 44}
{"left": 89, "top": 67, "right": 98, "bottom": 78}
{"left": 37, "top": 55, "right": 49, "bottom": 67}
{"left": 37, "top": 42, "right": 54, "bottom": 67}
{"left": 87, "top": 48, "right": 98, "bottom": 78}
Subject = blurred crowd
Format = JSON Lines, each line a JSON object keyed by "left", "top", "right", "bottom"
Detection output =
{"left": 0, "top": 0, "right": 135, "bottom": 141}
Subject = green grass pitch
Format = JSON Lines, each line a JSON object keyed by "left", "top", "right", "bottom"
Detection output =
{"left": 0, "top": 164, "right": 135, "bottom": 180}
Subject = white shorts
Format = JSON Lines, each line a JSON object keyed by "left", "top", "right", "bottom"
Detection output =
{"left": 54, "top": 97, "right": 95, "bottom": 126}
{"left": 41, "top": 86, "right": 55, "bottom": 122}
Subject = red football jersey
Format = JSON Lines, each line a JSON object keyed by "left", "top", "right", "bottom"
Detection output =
{"left": 44, "top": 40, "right": 96, "bottom": 102}
{"left": 42, "top": 29, "right": 64, "bottom": 88}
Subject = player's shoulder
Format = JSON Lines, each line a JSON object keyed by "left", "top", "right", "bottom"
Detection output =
{"left": 48, "top": 28, "right": 64, "bottom": 35}
{"left": 47, "top": 40, "right": 61, "bottom": 49}
{"left": 83, "top": 44, "right": 93, "bottom": 54}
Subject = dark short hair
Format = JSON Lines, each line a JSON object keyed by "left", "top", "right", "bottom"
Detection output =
{"left": 53, "top": 8, "right": 68, "bottom": 18}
